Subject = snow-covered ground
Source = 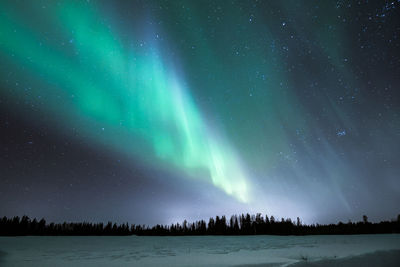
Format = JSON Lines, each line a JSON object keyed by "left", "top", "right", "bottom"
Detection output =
{"left": 0, "top": 234, "right": 399, "bottom": 266}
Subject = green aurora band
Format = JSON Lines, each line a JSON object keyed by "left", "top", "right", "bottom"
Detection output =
{"left": 1, "top": 0, "right": 399, "bottom": 224}
{"left": 0, "top": 1, "right": 249, "bottom": 202}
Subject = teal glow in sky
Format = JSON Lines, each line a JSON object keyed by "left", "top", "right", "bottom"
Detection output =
{"left": 0, "top": 1, "right": 250, "bottom": 202}
{"left": 0, "top": 0, "right": 399, "bottom": 224}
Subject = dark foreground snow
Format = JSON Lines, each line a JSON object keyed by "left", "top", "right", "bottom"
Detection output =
{"left": 0, "top": 234, "right": 399, "bottom": 266}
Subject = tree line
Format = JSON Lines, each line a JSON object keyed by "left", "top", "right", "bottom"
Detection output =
{"left": 1, "top": 214, "right": 399, "bottom": 236}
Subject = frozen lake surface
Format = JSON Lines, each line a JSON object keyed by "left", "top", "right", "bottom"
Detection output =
{"left": 0, "top": 234, "right": 399, "bottom": 266}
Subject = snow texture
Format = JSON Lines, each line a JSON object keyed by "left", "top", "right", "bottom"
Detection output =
{"left": 0, "top": 234, "right": 399, "bottom": 266}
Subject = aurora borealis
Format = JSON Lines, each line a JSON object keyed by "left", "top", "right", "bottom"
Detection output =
{"left": 0, "top": 0, "right": 250, "bottom": 203}
{"left": 1, "top": 0, "right": 399, "bottom": 224}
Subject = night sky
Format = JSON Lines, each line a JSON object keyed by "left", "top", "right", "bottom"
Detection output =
{"left": 0, "top": 0, "right": 399, "bottom": 225}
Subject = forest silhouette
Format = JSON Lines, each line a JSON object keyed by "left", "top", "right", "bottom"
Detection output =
{"left": 1, "top": 214, "right": 399, "bottom": 236}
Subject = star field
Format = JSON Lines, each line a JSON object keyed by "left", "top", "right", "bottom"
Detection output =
{"left": 0, "top": 0, "right": 399, "bottom": 225}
